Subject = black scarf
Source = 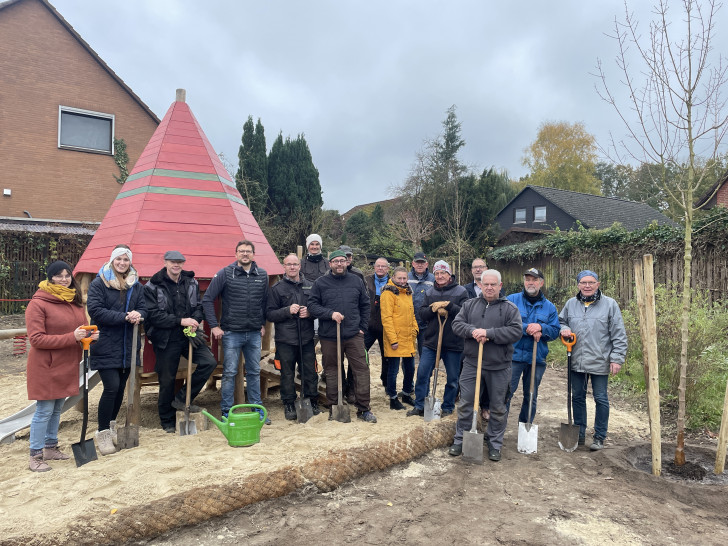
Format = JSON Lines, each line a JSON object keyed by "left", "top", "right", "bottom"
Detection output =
{"left": 523, "top": 288, "right": 542, "bottom": 305}
{"left": 577, "top": 289, "right": 602, "bottom": 303}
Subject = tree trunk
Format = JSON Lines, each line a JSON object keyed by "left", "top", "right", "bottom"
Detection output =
{"left": 675, "top": 198, "right": 693, "bottom": 466}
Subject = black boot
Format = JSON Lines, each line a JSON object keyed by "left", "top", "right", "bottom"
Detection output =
{"left": 390, "top": 397, "right": 405, "bottom": 410}
{"left": 284, "top": 402, "right": 297, "bottom": 421}
{"left": 310, "top": 400, "right": 321, "bottom": 416}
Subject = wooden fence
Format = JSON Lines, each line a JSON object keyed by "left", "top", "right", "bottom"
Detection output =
{"left": 0, "top": 232, "right": 92, "bottom": 314}
{"left": 489, "top": 246, "right": 728, "bottom": 307}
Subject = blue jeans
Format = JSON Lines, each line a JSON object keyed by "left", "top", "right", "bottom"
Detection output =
{"left": 222, "top": 330, "right": 262, "bottom": 413}
{"left": 414, "top": 347, "right": 461, "bottom": 412}
{"left": 386, "top": 356, "right": 414, "bottom": 398}
{"left": 571, "top": 371, "right": 610, "bottom": 440}
{"left": 30, "top": 398, "right": 64, "bottom": 451}
{"left": 506, "top": 361, "right": 546, "bottom": 424}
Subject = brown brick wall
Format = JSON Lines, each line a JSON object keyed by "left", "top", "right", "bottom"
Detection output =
{"left": 717, "top": 182, "right": 728, "bottom": 208}
{"left": 0, "top": 0, "right": 158, "bottom": 222}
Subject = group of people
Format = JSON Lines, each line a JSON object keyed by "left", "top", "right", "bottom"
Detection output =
{"left": 24, "top": 234, "right": 627, "bottom": 472}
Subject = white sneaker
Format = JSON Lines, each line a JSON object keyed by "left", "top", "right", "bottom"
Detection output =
{"left": 95, "top": 429, "right": 116, "bottom": 456}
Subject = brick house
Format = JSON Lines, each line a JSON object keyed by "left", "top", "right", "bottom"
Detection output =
{"left": 0, "top": 0, "right": 159, "bottom": 222}
{"left": 695, "top": 170, "right": 728, "bottom": 209}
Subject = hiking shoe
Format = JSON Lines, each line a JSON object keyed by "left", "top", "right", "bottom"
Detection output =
{"left": 284, "top": 403, "right": 297, "bottom": 421}
{"left": 488, "top": 446, "right": 502, "bottom": 462}
{"left": 390, "top": 397, "right": 406, "bottom": 410}
{"left": 29, "top": 453, "right": 51, "bottom": 472}
{"left": 357, "top": 411, "right": 377, "bottom": 423}
{"left": 578, "top": 436, "right": 585, "bottom": 446}
{"left": 43, "top": 445, "right": 70, "bottom": 461}
{"left": 399, "top": 393, "right": 415, "bottom": 406}
{"left": 163, "top": 426, "right": 176, "bottom": 433}
{"left": 441, "top": 409, "right": 453, "bottom": 417}
{"left": 590, "top": 438, "right": 604, "bottom": 451}
{"left": 448, "top": 443, "right": 463, "bottom": 456}
{"left": 310, "top": 400, "right": 321, "bottom": 416}
{"left": 406, "top": 407, "right": 424, "bottom": 417}
{"left": 172, "top": 399, "right": 201, "bottom": 413}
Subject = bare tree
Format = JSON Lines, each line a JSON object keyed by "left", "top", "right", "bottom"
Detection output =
{"left": 596, "top": 0, "right": 728, "bottom": 465}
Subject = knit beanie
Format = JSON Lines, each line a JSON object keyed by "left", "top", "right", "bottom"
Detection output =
{"left": 433, "top": 260, "right": 452, "bottom": 275}
{"left": 46, "top": 260, "right": 73, "bottom": 280}
{"left": 306, "top": 234, "right": 323, "bottom": 250}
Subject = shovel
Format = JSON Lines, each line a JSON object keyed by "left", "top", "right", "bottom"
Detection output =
{"left": 331, "top": 321, "right": 351, "bottom": 423}
{"left": 424, "top": 313, "right": 446, "bottom": 422}
{"left": 178, "top": 340, "right": 198, "bottom": 436}
{"left": 72, "top": 325, "right": 98, "bottom": 467}
{"left": 462, "top": 341, "right": 485, "bottom": 464}
{"left": 118, "top": 321, "right": 141, "bottom": 449}
{"left": 295, "top": 316, "right": 314, "bottom": 424}
{"left": 517, "top": 341, "right": 539, "bottom": 454}
{"left": 558, "top": 333, "right": 580, "bottom": 452}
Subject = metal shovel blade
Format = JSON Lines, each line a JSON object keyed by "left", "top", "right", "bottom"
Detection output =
{"left": 295, "top": 398, "right": 314, "bottom": 424}
{"left": 517, "top": 422, "right": 538, "bottom": 454}
{"left": 462, "top": 429, "right": 484, "bottom": 464}
{"left": 423, "top": 396, "right": 440, "bottom": 422}
{"left": 117, "top": 425, "right": 139, "bottom": 449}
{"left": 177, "top": 410, "right": 198, "bottom": 436}
{"left": 72, "top": 438, "right": 97, "bottom": 467}
{"left": 558, "top": 423, "right": 581, "bottom": 452}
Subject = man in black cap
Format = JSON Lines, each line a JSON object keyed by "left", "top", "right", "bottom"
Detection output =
{"left": 407, "top": 252, "right": 434, "bottom": 356}
{"left": 505, "top": 268, "right": 560, "bottom": 426}
{"left": 144, "top": 251, "right": 217, "bottom": 432}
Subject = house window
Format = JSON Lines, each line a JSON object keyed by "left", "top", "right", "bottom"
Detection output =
{"left": 534, "top": 206, "right": 547, "bottom": 222}
{"left": 514, "top": 207, "right": 526, "bottom": 223}
{"left": 58, "top": 106, "right": 114, "bottom": 154}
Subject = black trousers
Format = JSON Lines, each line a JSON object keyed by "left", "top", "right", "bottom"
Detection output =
{"left": 97, "top": 367, "right": 130, "bottom": 431}
{"left": 277, "top": 340, "right": 319, "bottom": 403}
{"left": 153, "top": 338, "right": 217, "bottom": 428}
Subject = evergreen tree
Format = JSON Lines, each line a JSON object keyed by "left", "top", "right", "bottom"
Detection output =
{"left": 236, "top": 116, "right": 268, "bottom": 216}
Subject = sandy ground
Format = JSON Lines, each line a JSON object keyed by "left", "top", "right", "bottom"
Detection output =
{"left": 1, "top": 315, "right": 727, "bottom": 545}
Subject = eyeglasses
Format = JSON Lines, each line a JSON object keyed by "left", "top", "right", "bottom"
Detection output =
{"left": 330, "top": 259, "right": 347, "bottom": 264}
{"left": 52, "top": 275, "right": 72, "bottom": 280}
{"left": 283, "top": 262, "right": 300, "bottom": 267}
{"left": 579, "top": 281, "right": 598, "bottom": 286}
{"left": 237, "top": 250, "right": 253, "bottom": 254}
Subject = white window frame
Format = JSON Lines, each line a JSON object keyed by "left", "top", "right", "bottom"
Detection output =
{"left": 58, "top": 106, "right": 115, "bottom": 154}
{"left": 534, "top": 205, "right": 547, "bottom": 222}
{"left": 514, "top": 207, "right": 526, "bottom": 224}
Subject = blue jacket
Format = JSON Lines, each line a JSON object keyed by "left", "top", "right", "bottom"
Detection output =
{"left": 506, "top": 291, "right": 560, "bottom": 366}
{"left": 407, "top": 268, "right": 434, "bottom": 328}
{"left": 87, "top": 264, "right": 147, "bottom": 370}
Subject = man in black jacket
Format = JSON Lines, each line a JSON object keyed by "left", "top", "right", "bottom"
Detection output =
{"left": 202, "top": 240, "right": 269, "bottom": 423}
{"left": 144, "top": 251, "right": 216, "bottom": 432}
{"left": 300, "top": 233, "right": 330, "bottom": 283}
{"left": 364, "top": 257, "right": 390, "bottom": 386}
{"left": 451, "top": 269, "right": 522, "bottom": 461}
{"left": 266, "top": 254, "right": 320, "bottom": 420}
{"left": 308, "top": 250, "right": 376, "bottom": 423}
{"left": 407, "top": 260, "right": 469, "bottom": 417}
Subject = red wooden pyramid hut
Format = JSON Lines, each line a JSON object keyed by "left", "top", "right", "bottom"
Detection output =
{"left": 75, "top": 89, "right": 283, "bottom": 282}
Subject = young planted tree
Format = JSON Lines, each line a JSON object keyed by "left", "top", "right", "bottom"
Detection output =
{"left": 596, "top": 0, "right": 728, "bottom": 464}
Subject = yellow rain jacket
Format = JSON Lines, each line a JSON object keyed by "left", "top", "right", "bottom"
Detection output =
{"left": 380, "top": 279, "right": 418, "bottom": 357}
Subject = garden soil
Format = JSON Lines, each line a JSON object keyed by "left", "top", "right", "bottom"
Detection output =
{"left": 1, "top": 317, "right": 726, "bottom": 545}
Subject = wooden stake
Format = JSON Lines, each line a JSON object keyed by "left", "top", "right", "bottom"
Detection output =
{"left": 633, "top": 259, "right": 650, "bottom": 406}
{"left": 642, "top": 254, "right": 661, "bottom": 477}
{"left": 715, "top": 378, "right": 728, "bottom": 474}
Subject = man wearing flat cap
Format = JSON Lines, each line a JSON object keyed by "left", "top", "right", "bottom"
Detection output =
{"left": 559, "top": 270, "right": 627, "bottom": 451}
{"left": 144, "top": 250, "right": 216, "bottom": 432}
{"left": 505, "top": 268, "right": 560, "bottom": 426}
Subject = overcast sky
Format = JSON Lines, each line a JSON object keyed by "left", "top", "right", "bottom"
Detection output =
{"left": 52, "top": 0, "right": 728, "bottom": 213}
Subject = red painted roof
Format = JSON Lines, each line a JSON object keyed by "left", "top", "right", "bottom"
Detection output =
{"left": 75, "top": 99, "right": 283, "bottom": 278}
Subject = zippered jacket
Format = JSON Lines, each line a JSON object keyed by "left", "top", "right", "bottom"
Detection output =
{"left": 202, "top": 262, "right": 269, "bottom": 332}
{"left": 266, "top": 275, "right": 315, "bottom": 346}
{"left": 419, "top": 277, "right": 469, "bottom": 352}
{"left": 506, "top": 291, "right": 560, "bottom": 366}
{"left": 308, "top": 270, "right": 370, "bottom": 340}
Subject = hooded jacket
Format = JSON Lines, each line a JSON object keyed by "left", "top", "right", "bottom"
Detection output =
{"left": 25, "top": 290, "right": 87, "bottom": 400}
{"left": 558, "top": 292, "right": 627, "bottom": 374}
{"left": 380, "top": 279, "right": 418, "bottom": 357}
{"left": 87, "top": 262, "right": 147, "bottom": 370}
{"left": 308, "top": 269, "right": 370, "bottom": 340}
{"left": 506, "top": 290, "right": 560, "bottom": 366}
{"left": 451, "top": 296, "right": 523, "bottom": 371}
{"left": 419, "top": 276, "right": 469, "bottom": 352}
{"left": 266, "top": 275, "right": 315, "bottom": 346}
{"left": 144, "top": 268, "right": 203, "bottom": 350}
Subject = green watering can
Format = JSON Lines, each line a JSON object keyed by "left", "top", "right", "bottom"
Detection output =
{"left": 202, "top": 404, "right": 267, "bottom": 447}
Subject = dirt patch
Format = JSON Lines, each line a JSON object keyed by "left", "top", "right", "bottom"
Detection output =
{"left": 626, "top": 444, "right": 728, "bottom": 485}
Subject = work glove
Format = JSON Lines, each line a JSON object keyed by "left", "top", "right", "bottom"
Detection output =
{"left": 430, "top": 301, "right": 450, "bottom": 312}
{"left": 186, "top": 329, "right": 209, "bottom": 349}
{"left": 437, "top": 308, "right": 449, "bottom": 318}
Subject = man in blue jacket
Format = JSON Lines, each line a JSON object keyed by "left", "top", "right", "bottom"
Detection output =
{"left": 407, "top": 252, "right": 434, "bottom": 356}
{"left": 202, "top": 240, "right": 269, "bottom": 423}
{"left": 308, "top": 250, "right": 376, "bottom": 423}
{"left": 506, "top": 268, "right": 560, "bottom": 425}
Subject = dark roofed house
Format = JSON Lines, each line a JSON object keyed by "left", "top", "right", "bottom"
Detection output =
{"left": 495, "top": 185, "right": 677, "bottom": 245}
{"left": 695, "top": 169, "right": 728, "bottom": 209}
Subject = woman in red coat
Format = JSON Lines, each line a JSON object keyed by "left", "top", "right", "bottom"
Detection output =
{"left": 25, "top": 261, "right": 98, "bottom": 472}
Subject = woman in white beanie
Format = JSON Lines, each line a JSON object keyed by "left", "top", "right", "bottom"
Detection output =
{"left": 86, "top": 245, "right": 146, "bottom": 455}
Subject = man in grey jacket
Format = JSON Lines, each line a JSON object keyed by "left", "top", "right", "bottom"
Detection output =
{"left": 559, "top": 270, "right": 627, "bottom": 451}
{"left": 450, "top": 270, "right": 522, "bottom": 461}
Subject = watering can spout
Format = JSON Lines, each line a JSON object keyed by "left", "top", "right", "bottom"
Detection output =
{"left": 201, "top": 411, "right": 226, "bottom": 433}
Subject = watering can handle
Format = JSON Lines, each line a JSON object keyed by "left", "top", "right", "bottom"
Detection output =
{"left": 560, "top": 332, "right": 577, "bottom": 352}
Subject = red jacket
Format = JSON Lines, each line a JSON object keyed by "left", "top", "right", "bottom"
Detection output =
{"left": 25, "top": 290, "right": 86, "bottom": 400}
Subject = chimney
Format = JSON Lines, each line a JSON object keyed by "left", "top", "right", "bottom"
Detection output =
{"left": 176, "top": 89, "right": 186, "bottom": 103}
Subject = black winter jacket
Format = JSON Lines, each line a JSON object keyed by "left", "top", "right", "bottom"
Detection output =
{"left": 202, "top": 262, "right": 268, "bottom": 332}
{"left": 144, "top": 268, "right": 204, "bottom": 350}
{"left": 308, "top": 271, "right": 370, "bottom": 340}
{"left": 266, "top": 275, "right": 315, "bottom": 346}
{"left": 451, "top": 296, "right": 523, "bottom": 370}
{"left": 301, "top": 254, "right": 330, "bottom": 283}
{"left": 419, "top": 277, "right": 469, "bottom": 352}
{"left": 364, "top": 274, "right": 387, "bottom": 334}
{"left": 87, "top": 275, "right": 147, "bottom": 370}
